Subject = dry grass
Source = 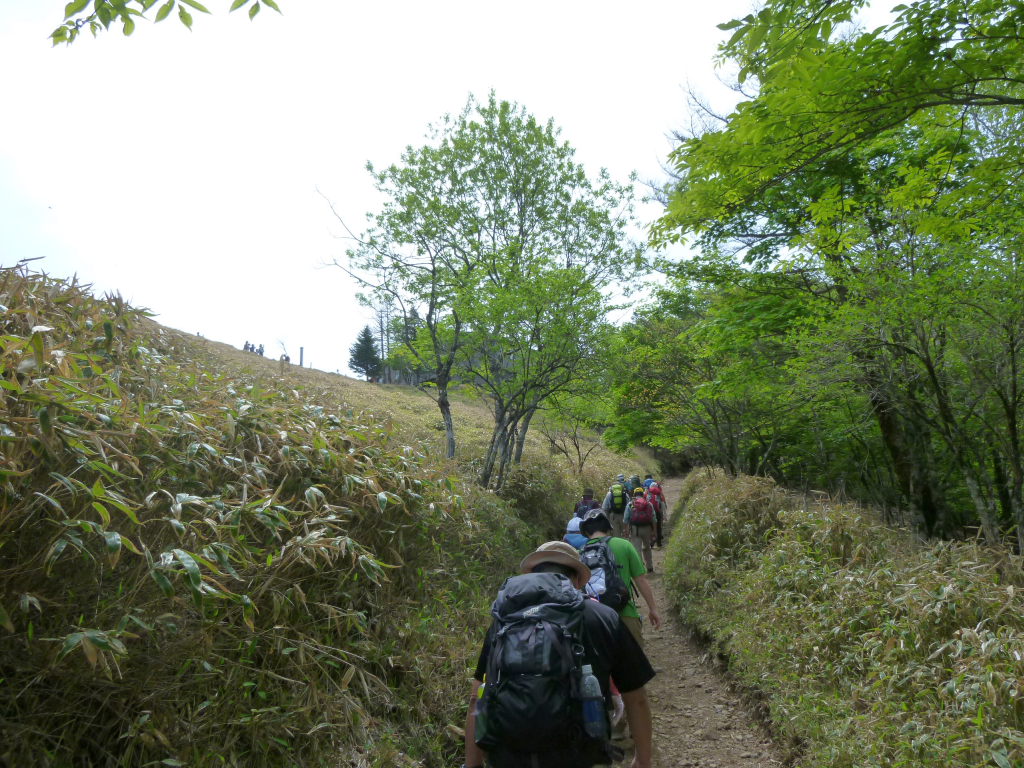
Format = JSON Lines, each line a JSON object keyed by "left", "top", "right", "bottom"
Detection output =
{"left": 665, "top": 469, "right": 1024, "bottom": 768}
{"left": 163, "top": 322, "right": 648, "bottom": 486}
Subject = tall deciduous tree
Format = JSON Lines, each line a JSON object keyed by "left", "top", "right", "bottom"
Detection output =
{"left": 333, "top": 93, "right": 640, "bottom": 467}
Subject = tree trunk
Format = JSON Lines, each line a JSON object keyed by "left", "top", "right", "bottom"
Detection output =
{"left": 513, "top": 406, "right": 537, "bottom": 465}
{"left": 961, "top": 470, "right": 1001, "bottom": 544}
{"left": 479, "top": 407, "right": 509, "bottom": 487}
{"left": 494, "top": 423, "right": 516, "bottom": 490}
{"left": 436, "top": 383, "right": 456, "bottom": 459}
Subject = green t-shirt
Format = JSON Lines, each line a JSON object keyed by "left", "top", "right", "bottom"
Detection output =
{"left": 589, "top": 535, "right": 645, "bottom": 619}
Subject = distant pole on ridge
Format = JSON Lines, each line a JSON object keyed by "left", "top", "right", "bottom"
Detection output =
{"left": 300, "top": 347, "right": 304, "bottom": 367}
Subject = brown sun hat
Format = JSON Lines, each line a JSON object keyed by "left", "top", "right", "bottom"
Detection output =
{"left": 519, "top": 541, "right": 591, "bottom": 583}
{"left": 582, "top": 487, "right": 594, "bottom": 498}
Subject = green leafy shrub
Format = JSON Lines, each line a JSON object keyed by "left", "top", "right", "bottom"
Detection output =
{"left": 0, "top": 266, "right": 531, "bottom": 767}
{"left": 665, "top": 469, "right": 1024, "bottom": 768}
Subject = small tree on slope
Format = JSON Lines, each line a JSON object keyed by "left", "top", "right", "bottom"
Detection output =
{"left": 348, "top": 325, "right": 381, "bottom": 380}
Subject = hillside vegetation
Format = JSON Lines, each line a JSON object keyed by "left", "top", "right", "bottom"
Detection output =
{"left": 0, "top": 265, "right": 645, "bottom": 768}
{"left": 664, "top": 470, "right": 1024, "bottom": 768}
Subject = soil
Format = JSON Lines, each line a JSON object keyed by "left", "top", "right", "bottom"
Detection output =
{"left": 619, "top": 478, "right": 783, "bottom": 768}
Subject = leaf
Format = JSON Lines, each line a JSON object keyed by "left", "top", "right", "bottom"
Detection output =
{"left": 262, "top": 0, "right": 281, "bottom": 12}
{"left": 173, "top": 549, "right": 202, "bottom": 586}
{"left": 377, "top": 491, "right": 388, "bottom": 511}
{"left": 123, "top": 17, "right": 135, "bottom": 35}
{"left": 229, "top": 0, "right": 249, "bottom": 9}
{"left": 64, "top": 0, "right": 91, "bottom": 20}
{"left": 0, "top": 600, "right": 13, "bottom": 633}
{"left": 55, "top": 632, "right": 83, "bottom": 662}
{"left": 178, "top": 5, "right": 192, "bottom": 28}
{"left": 80, "top": 634, "right": 99, "bottom": 667}
{"left": 150, "top": 569, "right": 175, "bottom": 598}
{"left": 178, "top": 0, "right": 211, "bottom": 12}
{"left": 103, "top": 531, "right": 122, "bottom": 567}
{"left": 92, "top": 501, "right": 111, "bottom": 529}
{"left": 241, "top": 595, "right": 255, "bottom": 630}
{"left": 155, "top": 0, "right": 174, "bottom": 22}
{"left": 44, "top": 539, "right": 69, "bottom": 576}
{"left": 248, "top": 1, "right": 260, "bottom": 20}
{"left": 30, "top": 331, "right": 44, "bottom": 371}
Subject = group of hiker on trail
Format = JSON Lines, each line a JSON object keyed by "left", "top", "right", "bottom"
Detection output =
{"left": 241, "top": 341, "right": 265, "bottom": 356}
{"left": 463, "top": 472, "right": 665, "bottom": 768}
{"left": 574, "top": 473, "right": 666, "bottom": 572}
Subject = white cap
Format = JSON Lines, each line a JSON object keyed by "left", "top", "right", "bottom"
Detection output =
{"left": 566, "top": 517, "right": 582, "bottom": 533}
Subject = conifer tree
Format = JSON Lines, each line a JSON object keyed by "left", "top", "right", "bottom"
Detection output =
{"left": 348, "top": 325, "right": 381, "bottom": 380}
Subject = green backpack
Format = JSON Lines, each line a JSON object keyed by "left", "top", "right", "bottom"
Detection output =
{"left": 609, "top": 483, "right": 627, "bottom": 513}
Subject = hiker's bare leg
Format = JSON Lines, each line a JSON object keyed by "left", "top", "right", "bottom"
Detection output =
{"left": 634, "top": 524, "right": 654, "bottom": 570}
{"left": 465, "top": 679, "right": 485, "bottom": 767}
{"left": 622, "top": 686, "right": 654, "bottom": 768}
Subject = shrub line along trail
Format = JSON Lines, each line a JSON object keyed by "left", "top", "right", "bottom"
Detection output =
{"left": 628, "top": 478, "right": 782, "bottom": 768}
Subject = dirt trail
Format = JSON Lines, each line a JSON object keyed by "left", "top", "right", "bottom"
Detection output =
{"left": 622, "top": 478, "right": 782, "bottom": 768}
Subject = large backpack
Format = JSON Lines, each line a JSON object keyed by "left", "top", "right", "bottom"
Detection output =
{"left": 578, "top": 539, "right": 631, "bottom": 612}
{"left": 646, "top": 484, "right": 664, "bottom": 512}
{"left": 608, "top": 483, "right": 628, "bottom": 513}
{"left": 574, "top": 499, "right": 595, "bottom": 519}
{"left": 474, "top": 573, "right": 611, "bottom": 765}
{"left": 630, "top": 496, "right": 655, "bottom": 526}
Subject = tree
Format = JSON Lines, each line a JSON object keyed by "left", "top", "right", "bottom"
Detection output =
{"left": 50, "top": 0, "right": 280, "bottom": 46}
{"left": 652, "top": 0, "right": 1024, "bottom": 240}
{"left": 332, "top": 93, "right": 640, "bottom": 467}
{"left": 347, "top": 325, "right": 381, "bottom": 381}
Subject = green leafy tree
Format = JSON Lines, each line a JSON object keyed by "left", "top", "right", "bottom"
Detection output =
{"left": 347, "top": 325, "right": 381, "bottom": 381}
{"left": 50, "top": 0, "right": 280, "bottom": 46}
{"left": 333, "top": 93, "right": 640, "bottom": 466}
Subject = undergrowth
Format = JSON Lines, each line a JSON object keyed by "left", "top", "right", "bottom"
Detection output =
{"left": 665, "top": 469, "right": 1024, "bottom": 768}
{"left": 0, "top": 265, "right": 544, "bottom": 768}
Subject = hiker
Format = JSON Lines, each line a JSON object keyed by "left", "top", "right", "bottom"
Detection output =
{"left": 257, "top": 344, "right": 264, "bottom": 356}
{"left": 642, "top": 473, "right": 654, "bottom": 490}
{"left": 579, "top": 509, "right": 660, "bottom": 647}
{"left": 626, "top": 488, "right": 657, "bottom": 573}
{"left": 564, "top": 516, "right": 588, "bottom": 549}
{"left": 242, "top": 341, "right": 250, "bottom": 352}
{"left": 601, "top": 475, "right": 630, "bottom": 537}
{"left": 646, "top": 481, "right": 666, "bottom": 548}
{"left": 464, "top": 540, "right": 655, "bottom": 768}
{"left": 573, "top": 487, "right": 601, "bottom": 519}
{"left": 628, "top": 475, "right": 642, "bottom": 495}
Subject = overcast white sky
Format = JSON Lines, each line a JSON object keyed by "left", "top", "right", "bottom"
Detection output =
{"left": 2, "top": 1, "right": 774, "bottom": 373}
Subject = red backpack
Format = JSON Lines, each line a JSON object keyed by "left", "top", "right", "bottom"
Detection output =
{"left": 630, "top": 496, "right": 654, "bottom": 526}
{"left": 647, "top": 484, "right": 664, "bottom": 511}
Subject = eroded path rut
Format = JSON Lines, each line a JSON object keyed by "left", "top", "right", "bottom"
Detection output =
{"left": 620, "top": 478, "right": 782, "bottom": 768}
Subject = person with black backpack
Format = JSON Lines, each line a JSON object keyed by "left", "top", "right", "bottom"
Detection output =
{"left": 573, "top": 488, "right": 601, "bottom": 519}
{"left": 578, "top": 509, "right": 660, "bottom": 649}
{"left": 463, "top": 541, "right": 655, "bottom": 768}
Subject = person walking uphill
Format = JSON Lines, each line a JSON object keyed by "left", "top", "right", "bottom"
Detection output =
{"left": 601, "top": 476, "right": 630, "bottom": 538}
{"left": 626, "top": 487, "right": 657, "bottom": 573}
{"left": 463, "top": 541, "right": 656, "bottom": 768}
{"left": 574, "top": 488, "right": 601, "bottom": 519}
{"left": 579, "top": 510, "right": 660, "bottom": 649}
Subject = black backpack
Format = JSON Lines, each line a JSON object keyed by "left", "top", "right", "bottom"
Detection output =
{"left": 573, "top": 500, "right": 591, "bottom": 519}
{"left": 474, "top": 573, "right": 612, "bottom": 766}
{"left": 578, "top": 539, "right": 631, "bottom": 612}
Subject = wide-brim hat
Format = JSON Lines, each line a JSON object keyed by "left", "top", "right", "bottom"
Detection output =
{"left": 582, "top": 488, "right": 594, "bottom": 498}
{"left": 520, "top": 541, "right": 591, "bottom": 583}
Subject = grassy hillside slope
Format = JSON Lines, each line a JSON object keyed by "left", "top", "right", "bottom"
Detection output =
{"left": 0, "top": 267, "right": 646, "bottom": 768}
{"left": 664, "top": 470, "right": 1024, "bottom": 768}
